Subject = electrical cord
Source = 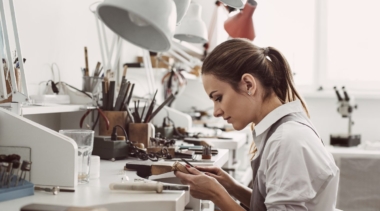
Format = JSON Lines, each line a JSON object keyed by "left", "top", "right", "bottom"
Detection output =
{"left": 110, "top": 124, "right": 129, "bottom": 141}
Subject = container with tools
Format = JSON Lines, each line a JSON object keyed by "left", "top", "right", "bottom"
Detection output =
{"left": 0, "top": 152, "right": 34, "bottom": 202}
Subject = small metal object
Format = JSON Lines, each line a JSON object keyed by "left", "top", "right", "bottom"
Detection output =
{"left": 34, "top": 186, "right": 60, "bottom": 195}
{"left": 0, "top": 154, "right": 7, "bottom": 162}
{"left": 9, "top": 160, "right": 20, "bottom": 187}
{"left": 202, "top": 146, "right": 212, "bottom": 160}
{"left": 1, "top": 162, "right": 10, "bottom": 187}
{"left": 18, "top": 160, "right": 31, "bottom": 186}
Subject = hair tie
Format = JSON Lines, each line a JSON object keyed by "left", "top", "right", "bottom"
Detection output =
{"left": 264, "top": 47, "right": 269, "bottom": 55}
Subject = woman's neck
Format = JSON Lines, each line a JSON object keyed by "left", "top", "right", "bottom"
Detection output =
{"left": 256, "top": 95, "right": 283, "bottom": 124}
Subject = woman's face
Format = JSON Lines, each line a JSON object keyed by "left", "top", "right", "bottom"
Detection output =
{"left": 202, "top": 74, "right": 256, "bottom": 130}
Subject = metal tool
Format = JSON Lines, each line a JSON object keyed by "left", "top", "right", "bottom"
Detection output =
{"left": 80, "top": 107, "right": 110, "bottom": 130}
{"left": 18, "top": 160, "right": 31, "bottom": 186}
{"left": 34, "top": 186, "right": 60, "bottom": 195}
{"left": 0, "top": 162, "right": 10, "bottom": 187}
{"left": 180, "top": 158, "right": 194, "bottom": 167}
{"left": 34, "top": 186, "right": 75, "bottom": 194}
{"left": 7, "top": 160, "right": 19, "bottom": 187}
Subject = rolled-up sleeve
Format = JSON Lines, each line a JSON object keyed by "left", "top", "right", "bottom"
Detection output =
{"left": 259, "top": 122, "right": 337, "bottom": 210}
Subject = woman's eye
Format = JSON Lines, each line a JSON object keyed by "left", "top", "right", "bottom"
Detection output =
{"left": 215, "top": 96, "right": 222, "bottom": 102}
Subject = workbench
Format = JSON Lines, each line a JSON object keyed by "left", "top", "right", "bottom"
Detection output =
{"left": 0, "top": 149, "right": 229, "bottom": 211}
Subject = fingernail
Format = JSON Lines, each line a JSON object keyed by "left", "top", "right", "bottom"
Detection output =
{"left": 186, "top": 164, "right": 190, "bottom": 168}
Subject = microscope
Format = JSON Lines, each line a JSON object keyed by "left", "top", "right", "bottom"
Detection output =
{"left": 330, "top": 86, "right": 361, "bottom": 147}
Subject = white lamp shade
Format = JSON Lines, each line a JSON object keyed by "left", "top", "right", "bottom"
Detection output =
{"left": 174, "top": 2, "right": 208, "bottom": 43}
{"left": 174, "top": 0, "right": 191, "bottom": 24}
{"left": 96, "top": 0, "right": 177, "bottom": 52}
{"left": 220, "top": 0, "right": 244, "bottom": 9}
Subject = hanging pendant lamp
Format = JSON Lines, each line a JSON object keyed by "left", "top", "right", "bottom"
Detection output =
{"left": 174, "top": 2, "right": 208, "bottom": 43}
{"left": 219, "top": 0, "right": 244, "bottom": 9}
{"left": 173, "top": 0, "right": 191, "bottom": 25}
{"left": 96, "top": 0, "right": 177, "bottom": 52}
{"left": 224, "top": 1, "right": 257, "bottom": 41}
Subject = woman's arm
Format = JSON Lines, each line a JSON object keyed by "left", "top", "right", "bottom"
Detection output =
{"left": 229, "top": 182, "right": 252, "bottom": 208}
{"left": 175, "top": 166, "right": 247, "bottom": 211}
{"left": 213, "top": 190, "right": 247, "bottom": 211}
{"left": 195, "top": 166, "right": 252, "bottom": 207}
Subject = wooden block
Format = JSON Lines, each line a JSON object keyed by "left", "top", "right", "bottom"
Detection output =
{"left": 137, "top": 55, "right": 173, "bottom": 69}
{"left": 99, "top": 111, "right": 129, "bottom": 136}
{"left": 129, "top": 123, "right": 155, "bottom": 147}
{"left": 172, "top": 161, "right": 190, "bottom": 174}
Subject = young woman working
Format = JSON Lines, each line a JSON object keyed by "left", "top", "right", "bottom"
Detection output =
{"left": 175, "top": 38, "right": 339, "bottom": 211}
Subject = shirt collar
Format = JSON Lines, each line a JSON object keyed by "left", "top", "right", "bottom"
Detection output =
{"left": 254, "top": 100, "right": 305, "bottom": 136}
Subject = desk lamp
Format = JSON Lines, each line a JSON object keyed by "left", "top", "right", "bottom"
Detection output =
{"left": 0, "top": 0, "right": 29, "bottom": 104}
{"left": 96, "top": 0, "right": 177, "bottom": 53}
{"left": 174, "top": 1, "right": 208, "bottom": 44}
{"left": 220, "top": 0, "right": 244, "bottom": 9}
{"left": 224, "top": 0, "right": 257, "bottom": 41}
{"left": 174, "top": 0, "right": 191, "bottom": 25}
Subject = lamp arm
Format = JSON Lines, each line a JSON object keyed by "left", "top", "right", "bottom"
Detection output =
{"left": 0, "top": 0, "right": 29, "bottom": 103}
{"left": 169, "top": 43, "right": 202, "bottom": 69}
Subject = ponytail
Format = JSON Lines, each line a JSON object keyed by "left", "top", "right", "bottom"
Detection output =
{"left": 265, "top": 47, "right": 310, "bottom": 117}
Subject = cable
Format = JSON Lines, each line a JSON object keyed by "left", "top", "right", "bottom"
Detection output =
{"left": 110, "top": 124, "right": 129, "bottom": 142}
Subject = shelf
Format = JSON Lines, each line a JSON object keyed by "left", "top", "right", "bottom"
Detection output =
{"left": 0, "top": 103, "right": 92, "bottom": 115}
{"left": 22, "top": 104, "right": 91, "bottom": 115}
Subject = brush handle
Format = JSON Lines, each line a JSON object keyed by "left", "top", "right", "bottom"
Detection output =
{"left": 109, "top": 182, "right": 163, "bottom": 193}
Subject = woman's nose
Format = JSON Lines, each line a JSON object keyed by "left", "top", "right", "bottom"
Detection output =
{"left": 213, "top": 107, "right": 223, "bottom": 118}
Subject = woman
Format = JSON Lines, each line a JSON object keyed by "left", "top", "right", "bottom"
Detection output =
{"left": 175, "top": 38, "right": 339, "bottom": 211}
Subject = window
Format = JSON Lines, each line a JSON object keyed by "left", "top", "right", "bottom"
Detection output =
{"left": 254, "top": 0, "right": 316, "bottom": 87}
{"left": 251, "top": 0, "right": 380, "bottom": 92}
{"left": 323, "top": 0, "right": 380, "bottom": 91}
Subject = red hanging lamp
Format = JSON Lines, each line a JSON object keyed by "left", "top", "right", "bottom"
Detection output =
{"left": 224, "top": 0, "right": 257, "bottom": 41}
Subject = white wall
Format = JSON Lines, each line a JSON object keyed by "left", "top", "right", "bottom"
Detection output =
{"left": 5, "top": 1, "right": 380, "bottom": 144}
{"left": 174, "top": 78, "right": 380, "bottom": 145}
{"left": 4, "top": 0, "right": 141, "bottom": 96}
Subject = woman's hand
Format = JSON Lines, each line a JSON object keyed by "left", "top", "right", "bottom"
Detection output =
{"left": 174, "top": 165, "right": 229, "bottom": 201}
{"left": 195, "top": 166, "right": 238, "bottom": 195}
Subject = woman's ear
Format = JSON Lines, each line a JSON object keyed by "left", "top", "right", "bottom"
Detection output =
{"left": 241, "top": 73, "right": 257, "bottom": 96}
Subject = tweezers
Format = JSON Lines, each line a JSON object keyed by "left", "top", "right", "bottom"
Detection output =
{"left": 181, "top": 158, "right": 194, "bottom": 167}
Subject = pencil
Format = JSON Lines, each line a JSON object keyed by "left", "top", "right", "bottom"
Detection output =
{"left": 84, "top": 47, "right": 89, "bottom": 76}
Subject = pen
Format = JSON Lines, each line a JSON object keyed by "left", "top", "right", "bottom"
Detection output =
{"left": 114, "top": 79, "right": 128, "bottom": 111}
{"left": 84, "top": 47, "right": 89, "bottom": 76}
{"left": 125, "top": 83, "right": 135, "bottom": 106}
{"left": 94, "top": 61, "right": 101, "bottom": 77}
{"left": 108, "top": 81, "right": 115, "bottom": 110}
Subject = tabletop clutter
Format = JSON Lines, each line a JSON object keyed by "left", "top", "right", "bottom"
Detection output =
{"left": 0, "top": 154, "right": 33, "bottom": 202}
{"left": 77, "top": 53, "right": 217, "bottom": 164}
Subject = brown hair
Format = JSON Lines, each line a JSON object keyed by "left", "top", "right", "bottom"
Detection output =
{"left": 202, "top": 38, "right": 309, "bottom": 158}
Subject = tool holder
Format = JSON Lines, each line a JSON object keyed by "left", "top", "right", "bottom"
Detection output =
{"left": 0, "top": 147, "right": 34, "bottom": 202}
{"left": 0, "top": 177, "right": 34, "bottom": 202}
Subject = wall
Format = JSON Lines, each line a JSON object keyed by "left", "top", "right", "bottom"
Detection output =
{"left": 174, "top": 78, "right": 380, "bottom": 145}
{"left": 4, "top": 0, "right": 141, "bottom": 96}
{"left": 4, "top": 1, "right": 380, "bottom": 144}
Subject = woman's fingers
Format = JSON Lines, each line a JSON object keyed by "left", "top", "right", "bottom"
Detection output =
{"left": 186, "top": 166, "right": 202, "bottom": 175}
{"left": 195, "top": 166, "right": 220, "bottom": 174}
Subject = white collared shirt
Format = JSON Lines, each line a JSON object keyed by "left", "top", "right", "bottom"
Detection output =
{"left": 253, "top": 100, "right": 340, "bottom": 211}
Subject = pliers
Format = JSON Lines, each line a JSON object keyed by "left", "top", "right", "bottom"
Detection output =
{"left": 80, "top": 107, "right": 110, "bottom": 130}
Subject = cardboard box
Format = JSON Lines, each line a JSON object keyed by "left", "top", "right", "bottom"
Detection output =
{"left": 137, "top": 55, "right": 173, "bottom": 69}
